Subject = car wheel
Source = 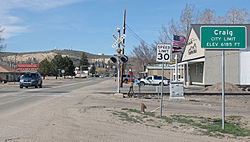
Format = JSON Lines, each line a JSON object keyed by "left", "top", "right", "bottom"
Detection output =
{"left": 20, "top": 86, "right": 23, "bottom": 88}
{"left": 35, "top": 85, "right": 38, "bottom": 88}
{"left": 25, "top": 86, "right": 28, "bottom": 88}
{"left": 39, "top": 84, "right": 42, "bottom": 88}
{"left": 140, "top": 82, "right": 145, "bottom": 86}
{"left": 159, "top": 82, "right": 164, "bottom": 86}
{"left": 4, "top": 81, "right": 7, "bottom": 84}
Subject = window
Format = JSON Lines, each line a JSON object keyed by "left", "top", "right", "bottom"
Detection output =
{"left": 200, "top": 63, "right": 204, "bottom": 73}
{"left": 147, "top": 77, "right": 152, "bottom": 80}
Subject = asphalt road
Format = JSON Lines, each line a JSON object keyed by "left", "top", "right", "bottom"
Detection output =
{"left": 0, "top": 78, "right": 108, "bottom": 116}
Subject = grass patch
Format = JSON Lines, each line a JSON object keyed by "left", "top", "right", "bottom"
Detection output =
{"left": 113, "top": 108, "right": 250, "bottom": 137}
{"left": 125, "top": 108, "right": 156, "bottom": 117}
{"left": 169, "top": 115, "right": 250, "bottom": 137}
{"left": 157, "top": 116, "right": 173, "bottom": 123}
{"left": 173, "top": 126, "right": 178, "bottom": 129}
{"left": 114, "top": 111, "right": 139, "bottom": 123}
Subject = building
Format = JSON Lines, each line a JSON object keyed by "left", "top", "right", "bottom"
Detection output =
{"left": 145, "top": 64, "right": 184, "bottom": 80}
{"left": 0, "top": 65, "right": 21, "bottom": 81}
{"left": 180, "top": 24, "right": 250, "bottom": 86}
{"left": 17, "top": 64, "right": 39, "bottom": 72}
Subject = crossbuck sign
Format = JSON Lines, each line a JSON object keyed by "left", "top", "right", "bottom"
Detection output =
{"left": 112, "top": 34, "right": 126, "bottom": 48}
{"left": 156, "top": 43, "right": 171, "bottom": 62}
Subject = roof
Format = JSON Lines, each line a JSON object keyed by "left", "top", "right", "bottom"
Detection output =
{"left": 191, "top": 24, "right": 250, "bottom": 47}
{"left": 17, "top": 64, "right": 39, "bottom": 68}
{"left": 0, "top": 65, "right": 16, "bottom": 73}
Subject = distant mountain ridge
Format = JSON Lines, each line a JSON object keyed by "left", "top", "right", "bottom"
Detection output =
{"left": 0, "top": 49, "right": 111, "bottom": 66}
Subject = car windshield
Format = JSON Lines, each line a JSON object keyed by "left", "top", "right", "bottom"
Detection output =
{"left": 22, "top": 73, "right": 37, "bottom": 79}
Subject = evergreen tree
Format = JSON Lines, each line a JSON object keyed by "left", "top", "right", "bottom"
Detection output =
{"left": 63, "top": 56, "right": 75, "bottom": 76}
{"left": 79, "top": 52, "right": 89, "bottom": 71}
{"left": 90, "top": 63, "right": 96, "bottom": 75}
{"left": 38, "top": 59, "right": 53, "bottom": 77}
{"left": 51, "top": 55, "right": 64, "bottom": 76}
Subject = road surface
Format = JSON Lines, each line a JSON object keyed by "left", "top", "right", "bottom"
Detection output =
{"left": 0, "top": 77, "right": 249, "bottom": 142}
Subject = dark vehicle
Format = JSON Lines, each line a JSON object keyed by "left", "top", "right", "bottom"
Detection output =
{"left": 20, "top": 72, "right": 42, "bottom": 88}
{"left": 122, "top": 74, "right": 135, "bottom": 83}
{"left": 0, "top": 77, "right": 7, "bottom": 83}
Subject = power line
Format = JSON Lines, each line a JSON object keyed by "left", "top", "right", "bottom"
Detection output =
{"left": 125, "top": 24, "right": 152, "bottom": 47}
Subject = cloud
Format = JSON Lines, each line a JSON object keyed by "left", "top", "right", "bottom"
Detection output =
{"left": 2, "top": 25, "right": 29, "bottom": 38}
{"left": 7, "top": 0, "right": 85, "bottom": 11}
{"left": 0, "top": 0, "right": 85, "bottom": 38}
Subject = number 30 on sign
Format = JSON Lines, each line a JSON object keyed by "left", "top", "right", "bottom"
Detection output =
{"left": 156, "top": 43, "right": 171, "bottom": 62}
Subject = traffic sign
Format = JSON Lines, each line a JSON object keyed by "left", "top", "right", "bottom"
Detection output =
{"left": 61, "top": 70, "right": 65, "bottom": 74}
{"left": 112, "top": 34, "right": 126, "bottom": 48}
{"left": 156, "top": 43, "right": 171, "bottom": 62}
{"left": 201, "top": 26, "right": 247, "bottom": 49}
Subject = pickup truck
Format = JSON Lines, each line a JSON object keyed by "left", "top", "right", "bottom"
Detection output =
{"left": 139, "top": 75, "right": 169, "bottom": 86}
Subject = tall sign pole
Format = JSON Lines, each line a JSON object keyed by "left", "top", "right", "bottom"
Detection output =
{"left": 120, "top": 9, "right": 126, "bottom": 88}
{"left": 112, "top": 28, "right": 127, "bottom": 93}
{"left": 175, "top": 54, "right": 178, "bottom": 81}
{"left": 201, "top": 26, "right": 247, "bottom": 130}
{"left": 156, "top": 43, "right": 171, "bottom": 117}
{"left": 222, "top": 50, "right": 225, "bottom": 129}
{"left": 117, "top": 28, "right": 121, "bottom": 93}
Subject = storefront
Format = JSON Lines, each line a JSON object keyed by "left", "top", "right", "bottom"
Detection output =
{"left": 181, "top": 24, "right": 250, "bottom": 86}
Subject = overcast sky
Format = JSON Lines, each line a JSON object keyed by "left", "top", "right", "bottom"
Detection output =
{"left": 1, "top": 0, "right": 249, "bottom": 55}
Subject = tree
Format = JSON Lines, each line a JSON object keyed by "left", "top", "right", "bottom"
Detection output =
{"left": 90, "top": 63, "right": 96, "bottom": 75}
{"left": 79, "top": 52, "right": 89, "bottom": 71}
{"left": 131, "top": 41, "right": 155, "bottom": 72}
{"left": 216, "top": 16, "right": 227, "bottom": 24}
{"left": 38, "top": 59, "right": 53, "bottom": 78}
{"left": 63, "top": 56, "right": 75, "bottom": 76}
{"left": 200, "top": 9, "right": 216, "bottom": 24}
{"left": 51, "top": 55, "right": 64, "bottom": 76}
{"left": 0, "top": 27, "right": 5, "bottom": 51}
{"left": 96, "top": 68, "right": 106, "bottom": 75}
{"left": 179, "top": 3, "right": 199, "bottom": 37}
{"left": 226, "top": 8, "right": 249, "bottom": 24}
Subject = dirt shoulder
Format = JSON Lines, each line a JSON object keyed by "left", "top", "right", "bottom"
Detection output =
{"left": 0, "top": 78, "right": 250, "bottom": 142}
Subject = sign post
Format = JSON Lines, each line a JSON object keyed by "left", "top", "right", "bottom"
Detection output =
{"left": 156, "top": 43, "right": 171, "bottom": 118}
{"left": 201, "top": 26, "right": 247, "bottom": 130}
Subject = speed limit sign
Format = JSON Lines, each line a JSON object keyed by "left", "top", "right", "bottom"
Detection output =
{"left": 156, "top": 43, "right": 171, "bottom": 62}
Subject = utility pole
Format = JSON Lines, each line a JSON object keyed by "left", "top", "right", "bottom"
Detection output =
{"left": 120, "top": 9, "right": 126, "bottom": 87}
{"left": 14, "top": 53, "right": 17, "bottom": 84}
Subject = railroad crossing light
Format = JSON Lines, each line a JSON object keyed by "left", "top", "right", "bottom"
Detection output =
{"left": 110, "top": 56, "right": 117, "bottom": 64}
{"left": 120, "top": 55, "right": 128, "bottom": 63}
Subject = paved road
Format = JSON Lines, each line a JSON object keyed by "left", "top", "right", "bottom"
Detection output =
{"left": 0, "top": 78, "right": 107, "bottom": 116}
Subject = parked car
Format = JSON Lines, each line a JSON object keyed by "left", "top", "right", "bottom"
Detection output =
{"left": 20, "top": 72, "right": 43, "bottom": 88}
{"left": 139, "top": 75, "right": 169, "bottom": 86}
{"left": 122, "top": 74, "right": 135, "bottom": 83}
{"left": 0, "top": 77, "right": 7, "bottom": 83}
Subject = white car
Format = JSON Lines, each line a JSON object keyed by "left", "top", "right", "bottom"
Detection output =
{"left": 139, "top": 75, "right": 169, "bottom": 86}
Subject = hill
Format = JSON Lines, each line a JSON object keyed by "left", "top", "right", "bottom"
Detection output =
{"left": 0, "top": 49, "right": 111, "bottom": 66}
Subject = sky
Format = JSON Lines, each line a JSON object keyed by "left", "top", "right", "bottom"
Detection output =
{"left": 0, "top": 0, "right": 250, "bottom": 55}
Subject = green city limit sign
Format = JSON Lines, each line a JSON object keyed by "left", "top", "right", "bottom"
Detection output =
{"left": 201, "top": 26, "right": 247, "bottom": 49}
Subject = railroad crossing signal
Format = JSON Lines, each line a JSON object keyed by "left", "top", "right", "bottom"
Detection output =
{"left": 112, "top": 34, "right": 126, "bottom": 48}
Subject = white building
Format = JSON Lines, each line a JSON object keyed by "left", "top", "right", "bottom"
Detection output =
{"left": 180, "top": 24, "right": 250, "bottom": 86}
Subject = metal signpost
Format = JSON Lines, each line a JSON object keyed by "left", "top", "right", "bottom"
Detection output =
{"left": 201, "top": 26, "right": 247, "bottom": 130}
{"left": 156, "top": 43, "right": 171, "bottom": 117}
